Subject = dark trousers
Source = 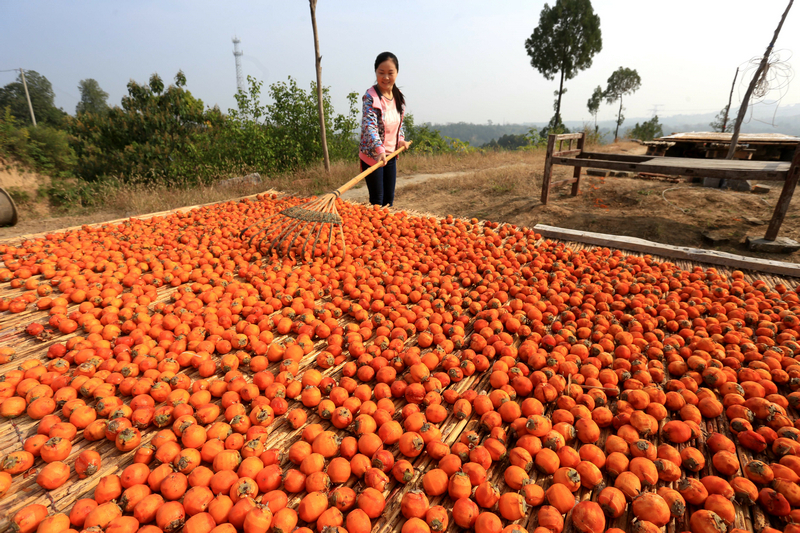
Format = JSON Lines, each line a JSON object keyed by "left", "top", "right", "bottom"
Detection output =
{"left": 361, "top": 157, "right": 397, "bottom": 207}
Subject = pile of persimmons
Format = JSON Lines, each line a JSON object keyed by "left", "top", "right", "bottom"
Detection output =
{"left": 0, "top": 193, "right": 798, "bottom": 533}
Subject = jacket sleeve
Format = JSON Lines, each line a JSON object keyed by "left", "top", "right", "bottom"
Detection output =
{"left": 361, "top": 93, "right": 385, "bottom": 155}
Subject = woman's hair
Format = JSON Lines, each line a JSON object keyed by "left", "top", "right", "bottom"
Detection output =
{"left": 374, "top": 51, "right": 404, "bottom": 113}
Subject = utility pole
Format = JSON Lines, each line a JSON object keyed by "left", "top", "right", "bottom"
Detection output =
{"left": 309, "top": 0, "right": 331, "bottom": 173}
{"left": 20, "top": 68, "right": 36, "bottom": 127}
{"left": 727, "top": 0, "right": 793, "bottom": 159}
{"left": 721, "top": 67, "right": 739, "bottom": 132}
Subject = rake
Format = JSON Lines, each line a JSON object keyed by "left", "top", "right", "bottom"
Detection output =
{"left": 240, "top": 145, "right": 409, "bottom": 261}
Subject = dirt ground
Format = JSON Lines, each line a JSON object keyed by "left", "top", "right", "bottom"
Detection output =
{"left": 389, "top": 142, "right": 800, "bottom": 264}
{"left": 2, "top": 142, "right": 800, "bottom": 265}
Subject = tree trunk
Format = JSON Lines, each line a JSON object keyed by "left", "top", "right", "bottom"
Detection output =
{"left": 726, "top": 0, "right": 793, "bottom": 159}
{"left": 614, "top": 96, "right": 623, "bottom": 141}
{"left": 555, "top": 68, "right": 565, "bottom": 126}
{"left": 309, "top": 0, "right": 330, "bottom": 172}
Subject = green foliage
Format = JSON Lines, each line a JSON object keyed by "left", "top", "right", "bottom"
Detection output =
{"left": 0, "top": 107, "right": 75, "bottom": 176}
{"left": 0, "top": 70, "right": 66, "bottom": 126}
{"left": 225, "top": 75, "right": 359, "bottom": 172}
{"left": 40, "top": 177, "right": 119, "bottom": 211}
{"left": 710, "top": 105, "right": 733, "bottom": 133}
{"left": 76, "top": 79, "right": 109, "bottom": 115}
{"left": 525, "top": 0, "right": 602, "bottom": 123}
{"left": 67, "top": 71, "right": 227, "bottom": 185}
{"left": 66, "top": 73, "right": 360, "bottom": 185}
{"left": 604, "top": 66, "right": 641, "bottom": 140}
{"left": 403, "top": 114, "right": 452, "bottom": 154}
{"left": 628, "top": 115, "right": 663, "bottom": 141}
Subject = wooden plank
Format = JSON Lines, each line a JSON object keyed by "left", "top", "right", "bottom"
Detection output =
{"left": 553, "top": 149, "right": 582, "bottom": 157}
{"left": 645, "top": 157, "right": 790, "bottom": 171}
{"left": 576, "top": 151, "right": 659, "bottom": 163}
{"left": 533, "top": 224, "right": 800, "bottom": 278}
{"left": 766, "top": 142, "right": 800, "bottom": 240}
{"left": 550, "top": 156, "right": 787, "bottom": 180}
{"left": 551, "top": 132, "right": 584, "bottom": 140}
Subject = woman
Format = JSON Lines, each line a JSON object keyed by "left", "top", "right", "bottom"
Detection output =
{"left": 359, "top": 51, "right": 410, "bottom": 207}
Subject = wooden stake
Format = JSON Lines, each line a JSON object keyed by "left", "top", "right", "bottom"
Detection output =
{"left": 726, "top": 0, "right": 793, "bottom": 159}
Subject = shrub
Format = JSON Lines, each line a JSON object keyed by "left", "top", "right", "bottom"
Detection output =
{"left": 0, "top": 107, "right": 75, "bottom": 176}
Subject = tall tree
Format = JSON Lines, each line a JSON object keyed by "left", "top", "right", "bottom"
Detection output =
{"left": 587, "top": 86, "right": 603, "bottom": 132}
{"left": 525, "top": 0, "right": 602, "bottom": 128}
{"left": 0, "top": 70, "right": 65, "bottom": 126}
{"left": 76, "top": 79, "right": 109, "bottom": 115}
{"left": 604, "top": 67, "right": 641, "bottom": 141}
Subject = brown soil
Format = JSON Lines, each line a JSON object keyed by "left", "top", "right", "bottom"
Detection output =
{"left": 2, "top": 143, "right": 799, "bottom": 265}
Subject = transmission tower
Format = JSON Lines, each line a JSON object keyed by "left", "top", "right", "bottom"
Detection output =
{"left": 232, "top": 37, "right": 244, "bottom": 93}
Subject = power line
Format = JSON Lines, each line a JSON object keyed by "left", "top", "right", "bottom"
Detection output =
{"left": 0, "top": 68, "right": 21, "bottom": 73}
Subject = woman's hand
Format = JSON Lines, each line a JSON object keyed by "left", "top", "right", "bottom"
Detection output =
{"left": 397, "top": 140, "right": 411, "bottom": 151}
{"left": 376, "top": 153, "right": 388, "bottom": 166}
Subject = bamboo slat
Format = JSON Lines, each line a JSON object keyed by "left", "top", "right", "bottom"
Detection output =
{"left": 0, "top": 193, "right": 796, "bottom": 533}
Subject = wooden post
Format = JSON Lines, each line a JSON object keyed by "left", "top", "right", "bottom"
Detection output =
{"left": 541, "top": 134, "right": 557, "bottom": 204}
{"left": 571, "top": 132, "right": 585, "bottom": 196}
{"left": 765, "top": 142, "right": 800, "bottom": 241}
{"left": 309, "top": 0, "right": 331, "bottom": 173}
{"left": 727, "top": 0, "right": 793, "bottom": 159}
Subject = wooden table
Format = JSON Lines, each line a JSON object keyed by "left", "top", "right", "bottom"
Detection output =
{"left": 541, "top": 132, "right": 800, "bottom": 241}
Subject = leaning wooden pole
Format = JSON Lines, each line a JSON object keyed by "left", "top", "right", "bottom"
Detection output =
{"left": 726, "top": 0, "right": 793, "bottom": 159}
{"left": 721, "top": 67, "right": 739, "bottom": 132}
{"left": 309, "top": 0, "right": 331, "bottom": 173}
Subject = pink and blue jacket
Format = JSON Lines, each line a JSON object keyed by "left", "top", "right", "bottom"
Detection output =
{"left": 359, "top": 85, "right": 406, "bottom": 165}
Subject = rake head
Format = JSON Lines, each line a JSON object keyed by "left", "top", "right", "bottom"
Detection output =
{"left": 240, "top": 193, "right": 346, "bottom": 262}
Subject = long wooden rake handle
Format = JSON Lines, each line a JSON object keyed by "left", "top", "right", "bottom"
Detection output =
{"left": 331, "top": 143, "right": 411, "bottom": 199}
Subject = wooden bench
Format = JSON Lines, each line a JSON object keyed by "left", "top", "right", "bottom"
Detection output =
{"left": 541, "top": 132, "right": 800, "bottom": 241}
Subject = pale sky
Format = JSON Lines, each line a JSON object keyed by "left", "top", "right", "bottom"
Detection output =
{"left": 2, "top": 1, "right": 798, "bottom": 126}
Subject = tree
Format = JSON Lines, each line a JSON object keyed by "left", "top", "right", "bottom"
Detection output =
{"left": 629, "top": 115, "right": 663, "bottom": 141}
{"left": 0, "top": 70, "right": 65, "bottom": 126}
{"left": 76, "top": 79, "right": 109, "bottom": 115}
{"left": 710, "top": 105, "right": 734, "bottom": 133}
{"left": 587, "top": 86, "right": 603, "bottom": 132}
{"left": 525, "top": 0, "right": 602, "bottom": 126}
{"left": 604, "top": 67, "right": 641, "bottom": 141}
{"left": 67, "top": 71, "right": 216, "bottom": 183}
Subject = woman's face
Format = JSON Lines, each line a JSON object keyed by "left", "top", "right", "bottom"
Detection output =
{"left": 376, "top": 59, "right": 398, "bottom": 94}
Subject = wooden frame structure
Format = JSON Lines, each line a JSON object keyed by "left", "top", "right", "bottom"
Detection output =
{"left": 541, "top": 132, "right": 800, "bottom": 241}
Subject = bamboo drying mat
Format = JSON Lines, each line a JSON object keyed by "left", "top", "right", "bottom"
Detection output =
{"left": 0, "top": 194, "right": 795, "bottom": 533}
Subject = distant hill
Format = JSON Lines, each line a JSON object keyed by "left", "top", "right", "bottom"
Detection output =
{"left": 429, "top": 123, "right": 535, "bottom": 147}
{"left": 424, "top": 103, "right": 800, "bottom": 146}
